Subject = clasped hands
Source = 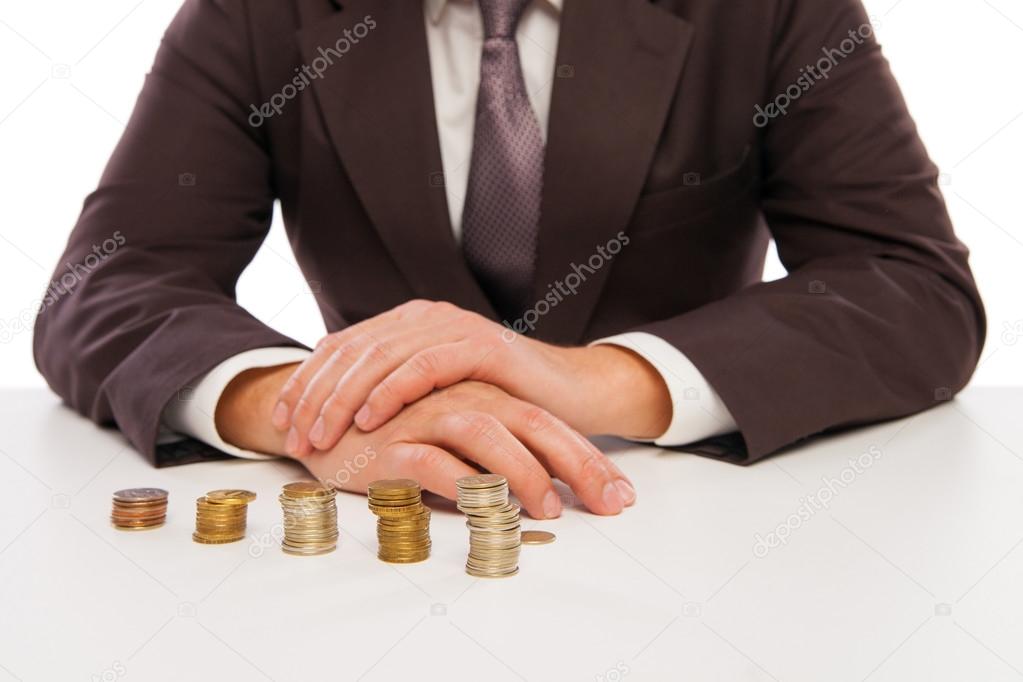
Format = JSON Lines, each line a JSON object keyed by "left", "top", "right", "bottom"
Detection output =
{"left": 230, "top": 300, "right": 672, "bottom": 518}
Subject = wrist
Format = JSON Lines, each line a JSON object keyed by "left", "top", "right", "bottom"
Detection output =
{"left": 569, "top": 345, "right": 672, "bottom": 439}
{"left": 215, "top": 363, "right": 299, "bottom": 454}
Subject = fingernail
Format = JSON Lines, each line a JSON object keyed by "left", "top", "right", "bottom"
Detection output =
{"left": 602, "top": 481, "right": 624, "bottom": 512}
{"left": 272, "top": 401, "right": 288, "bottom": 428}
{"left": 309, "top": 417, "right": 325, "bottom": 444}
{"left": 354, "top": 405, "right": 371, "bottom": 428}
{"left": 542, "top": 490, "right": 562, "bottom": 519}
{"left": 285, "top": 427, "right": 299, "bottom": 455}
{"left": 615, "top": 479, "right": 636, "bottom": 505}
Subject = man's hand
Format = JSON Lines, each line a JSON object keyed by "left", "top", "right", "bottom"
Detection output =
{"left": 217, "top": 368, "right": 635, "bottom": 517}
{"left": 272, "top": 300, "right": 672, "bottom": 458}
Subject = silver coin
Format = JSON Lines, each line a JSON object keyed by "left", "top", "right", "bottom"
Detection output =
{"left": 112, "top": 488, "right": 168, "bottom": 502}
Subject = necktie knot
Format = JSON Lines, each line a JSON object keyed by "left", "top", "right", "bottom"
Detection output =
{"left": 478, "top": 0, "right": 531, "bottom": 39}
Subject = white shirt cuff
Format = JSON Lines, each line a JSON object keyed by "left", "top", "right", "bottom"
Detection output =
{"left": 591, "top": 332, "right": 738, "bottom": 446}
{"left": 161, "top": 347, "right": 312, "bottom": 460}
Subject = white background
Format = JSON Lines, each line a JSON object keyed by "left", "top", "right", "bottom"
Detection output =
{"left": 1, "top": 0, "right": 1021, "bottom": 388}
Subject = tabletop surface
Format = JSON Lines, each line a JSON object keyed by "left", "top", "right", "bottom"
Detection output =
{"left": 1, "top": 387, "right": 1022, "bottom": 682}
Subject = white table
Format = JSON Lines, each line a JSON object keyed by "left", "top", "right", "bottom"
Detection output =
{"left": 1, "top": 387, "right": 1021, "bottom": 682}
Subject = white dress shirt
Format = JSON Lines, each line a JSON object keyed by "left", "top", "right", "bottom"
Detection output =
{"left": 162, "top": 0, "right": 738, "bottom": 458}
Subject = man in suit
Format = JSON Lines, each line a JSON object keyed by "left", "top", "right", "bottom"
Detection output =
{"left": 34, "top": 0, "right": 985, "bottom": 519}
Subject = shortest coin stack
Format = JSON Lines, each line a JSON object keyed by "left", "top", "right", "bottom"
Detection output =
{"left": 193, "top": 489, "right": 256, "bottom": 544}
{"left": 279, "top": 482, "right": 339, "bottom": 555}
{"left": 111, "top": 488, "right": 169, "bottom": 530}
{"left": 456, "top": 474, "right": 521, "bottom": 578}
{"left": 368, "top": 479, "right": 431, "bottom": 563}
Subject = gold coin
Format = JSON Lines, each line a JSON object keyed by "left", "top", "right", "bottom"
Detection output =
{"left": 192, "top": 532, "right": 243, "bottom": 544}
{"left": 368, "top": 479, "right": 432, "bottom": 565}
{"left": 368, "top": 479, "right": 419, "bottom": 494}
{"left": 521, "top": 530, "right": 555, "bottom": 545}
{"left": 205, "top": 489, "right": 257, "bottom": 505}
{"left": 456, "top": 474, "right": 506, "bottom": 489}
{"left": 282, "top": 481, "right": 333, "bottom": 497}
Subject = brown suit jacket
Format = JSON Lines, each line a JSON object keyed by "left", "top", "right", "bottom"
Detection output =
{"left": 33, "top": 0, "right": 985, "bottom": 466}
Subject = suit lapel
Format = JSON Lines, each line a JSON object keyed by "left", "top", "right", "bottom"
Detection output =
{"left": 297, "top": 0, "right": 496, "bottom": 316}
{"left": 530, "top": 0, "right": 694, "bottom": 343}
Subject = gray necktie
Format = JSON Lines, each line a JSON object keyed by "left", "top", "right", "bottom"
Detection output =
{"left": 461, "top": 0, "right": 545, "bottom": 322}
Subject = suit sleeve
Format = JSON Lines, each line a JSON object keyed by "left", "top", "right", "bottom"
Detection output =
{"left": 33, "top": 0, "right": 308, "bottom": 463}
{"left": 632, "top": 0, "right": 985, "bottom": 461}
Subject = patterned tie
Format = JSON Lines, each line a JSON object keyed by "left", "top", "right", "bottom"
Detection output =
{"left": 461, "top": 0, "right": 545, "bottom": 322}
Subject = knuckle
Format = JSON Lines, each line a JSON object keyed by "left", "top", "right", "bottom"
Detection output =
{"left": 578, "top": 451, "right": 607, "bottom": 481}
{"left": 280, "top": 379, "right": 301, "bottom": 399}
{"left": 398, "top": 299, "right": 432, "bottom": 317}
{"left": 317, "top": 334, "right": 342, "bottom": 352}
{"left": 292, "top": 397, "right": 315, "bottom": 421}
{"left": 335, "top": 339, "right": 359, "bottom": 360}
{"left": 320, "top": 393, "right": 353, "bottom": 420}
{"left": 523, "top": 406, "right": 557, "bottom": 433}
{"left": 404, "top": 445, "right": 444, "bottom": 472}
{"left": 408, "top": 350, "right": 440, "bottom": 378}
{"left": 451, "top": 311, "right": 481, "bottom": 331}
{"left": 462, "top": 413, "right": 502, "bottom": 441}
{"left": 427, "top": 300, "right": 457, "bottom": 317}
{"left": 374, "top": 376, "right": 401, "bottom": 402}
{"left": 366, "top": 340, "right": 393, "bottom": 364}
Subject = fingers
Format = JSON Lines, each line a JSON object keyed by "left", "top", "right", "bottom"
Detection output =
{"left": 356, "top": 340, "right": 492, "bottom": 431}
{"left": 272, "top": 299, "right": 436, "bottom": 433}
{"left": 384, "top": 442, "right": 480, "bottom": 501}
{"left": 309, "top": 321, "right": 478, "bottom": 451}
{"left": 419, "top": 410, "right": 558, "bottom": 520}
{"left": 286, "top": 342, "right": 368, "bottom": 457}
{"left": 273, "top": 319, "right": 380, "bottom": 433}
{"left": 494, "top": 399, "right": 634, "bottom": 516}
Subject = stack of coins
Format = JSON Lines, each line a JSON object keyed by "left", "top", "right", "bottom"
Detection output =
{"left": 367, "top": 479, "right": 431, "bottom": 563}
{"left": 456, "top": 474, "right": 521, "bottom": 578}
{"left": 111, "top": 488, "right": 169, "bottom": 530}
{"left": 279, "top": 482, "right": 339, "bottom": 555}
{"left": 192, "top": 489, "right": 256, "bottom": 544}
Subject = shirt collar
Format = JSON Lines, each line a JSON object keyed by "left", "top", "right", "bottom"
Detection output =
{"left": 426, "top": 0, "right": 563, "bottom": 26}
